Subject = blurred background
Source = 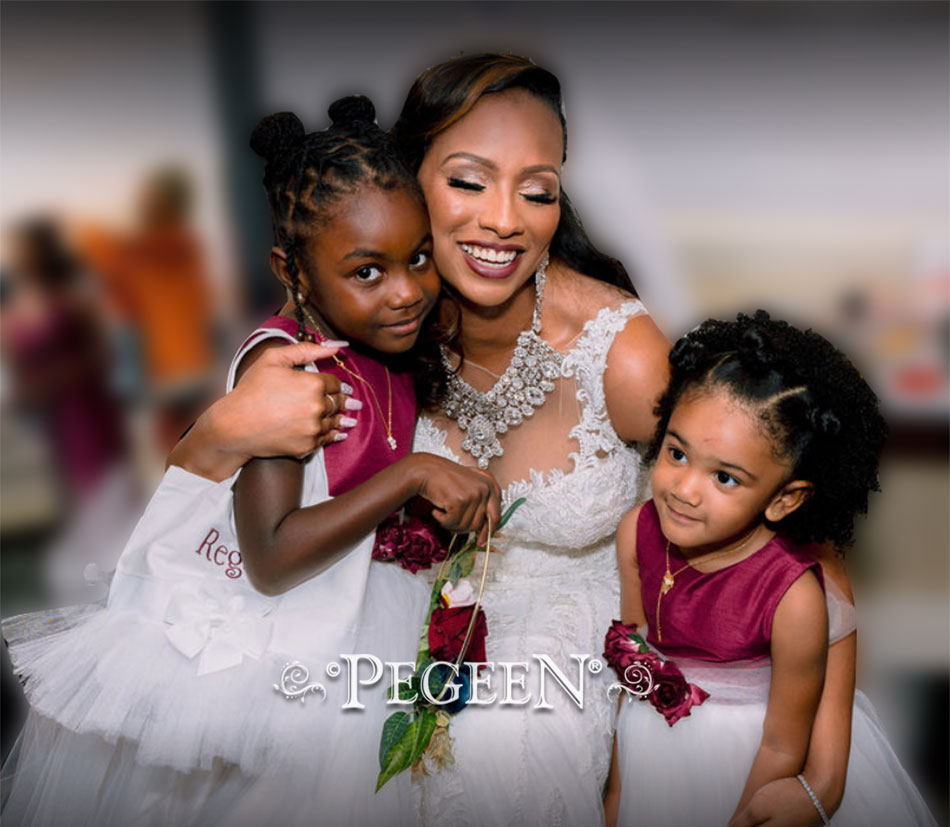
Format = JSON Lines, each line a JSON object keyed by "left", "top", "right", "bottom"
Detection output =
{"left": 1, "top": 1, "right": 947, "bottom": 819}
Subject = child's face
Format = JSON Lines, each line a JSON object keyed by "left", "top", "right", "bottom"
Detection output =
{"left": 301, "top": 187, "right": 439, "bottom": 354}
{"left": 651, "top": 388, "right": 798, "bottom": 553}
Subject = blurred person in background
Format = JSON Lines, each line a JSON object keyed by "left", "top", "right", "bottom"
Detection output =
{"left": 74, "top": 165, "right": 216, "bottom": 457}
{"left": 0, "top": 217, "right": 137, "bottom": 604}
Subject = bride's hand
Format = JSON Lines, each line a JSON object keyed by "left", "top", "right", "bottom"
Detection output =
{"left": 168, "top": 341, "right": 358, "bottom": 481}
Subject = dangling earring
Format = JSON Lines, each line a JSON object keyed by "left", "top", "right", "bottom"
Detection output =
{"left": 531, "top": 252, "right": 549, "bottom": 334}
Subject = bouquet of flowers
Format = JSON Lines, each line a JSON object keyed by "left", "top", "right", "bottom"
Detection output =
{"left": 375, "top": 498, "right": 524, "bottom": 791}
{"left": 603, "top": 619, "right": 709, "bottom": 727}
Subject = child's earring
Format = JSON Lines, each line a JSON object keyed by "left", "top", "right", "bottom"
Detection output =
{"left": 765, "top": 480, "right": 814, "bottom": 522}
{"left": 284, "top": 286, "right": 306, "bottom": 304}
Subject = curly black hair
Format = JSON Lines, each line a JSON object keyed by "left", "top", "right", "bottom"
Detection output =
{"left": 645, "top": 310, "right": 888, "bottom": 548}
{"left": 249, "top": 95, "right": 446, "bottom": 408}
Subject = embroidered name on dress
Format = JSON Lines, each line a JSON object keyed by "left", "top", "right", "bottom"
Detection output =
{"left": 196, "top": 528, "right": 243, "bottom": 579}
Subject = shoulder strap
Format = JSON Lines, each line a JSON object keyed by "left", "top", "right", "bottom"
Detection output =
{"left": 225, "top": 325, "right": 313, "bottom": 394}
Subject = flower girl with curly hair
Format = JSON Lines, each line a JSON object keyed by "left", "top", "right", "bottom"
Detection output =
{"left": 605, "top": 311, "right": 935, "bottom": 827}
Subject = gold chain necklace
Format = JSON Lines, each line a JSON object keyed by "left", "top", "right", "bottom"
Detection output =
{"left": 655, "top": 527, "right": 759, "bottom": 642}
{"left": 300, "top": 306, "right": 397, "bottom": 451}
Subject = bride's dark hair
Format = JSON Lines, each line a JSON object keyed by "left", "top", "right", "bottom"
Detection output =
{"left": 390, "top": 52, "right": 636, "bottom": 295}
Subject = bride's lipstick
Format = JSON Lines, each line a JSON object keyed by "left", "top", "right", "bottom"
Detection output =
{"left": 459, "top": 241, "right": 523, "bottom": 279}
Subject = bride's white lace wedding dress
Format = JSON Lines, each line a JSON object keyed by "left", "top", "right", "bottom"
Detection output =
{"left": 412, "top": 297, "right": 650, "bottom": 827}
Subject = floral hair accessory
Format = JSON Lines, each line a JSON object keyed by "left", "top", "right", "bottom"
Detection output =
{"left": 603, "top": 619, "right": 708, "bottom": 727}
{"left": 375, "top": 498, "right": 525, "bottom": 791}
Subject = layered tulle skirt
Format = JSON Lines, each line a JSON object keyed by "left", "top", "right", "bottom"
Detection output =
{"left": 617, "top": 660, "right": 936, "bottom": 827}
{"left": 2, "top": 561, "right": 429, "bottom": 827}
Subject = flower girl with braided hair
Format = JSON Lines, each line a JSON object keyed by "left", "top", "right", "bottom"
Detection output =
{"left": 605, "top": 311, "right": 935, "bottom": 827}
{"left": 2, "top": 95, "right": 500, "bottom": 827}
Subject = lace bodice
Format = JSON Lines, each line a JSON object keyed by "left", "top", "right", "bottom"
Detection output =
{"left": 414, "top": 300, "right": 649, "bottom": 551}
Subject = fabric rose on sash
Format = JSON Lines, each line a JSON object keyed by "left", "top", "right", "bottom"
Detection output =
{"left": 603, "top": 618, "right": 708, "bottom": 726}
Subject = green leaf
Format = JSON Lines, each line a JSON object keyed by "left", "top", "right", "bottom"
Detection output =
{"left": 628, "top": 631, "right": 650, "bottom": 652}
{"left": 498, "top": 497, "right": 526, "bottom": 530}
{"left": 416, "top": 635, "right": 430, "bottom": 665}
{"left": 428, "top": 578, "right": 447, "bottom": 612}
{"left": 411, "top": 709, "right": 439, "bottom": 763}
{"left": 377, "top": 711, "right": 411, "bottom": 770}
{"left": 446, "top": 558, "right": 463, "bottom": 582}
{"left": 375, "top": 711, "right": 439, "bottom": 792}
{"left": 456, "top": 547, "right": 476, "bottom": 578}
{"left": 397, "top": 676, "right": 420, "bottom": 701}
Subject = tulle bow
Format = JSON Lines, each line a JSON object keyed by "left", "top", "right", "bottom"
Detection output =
{"left": 164, "top": 586, "right": 274, "bottom": 676}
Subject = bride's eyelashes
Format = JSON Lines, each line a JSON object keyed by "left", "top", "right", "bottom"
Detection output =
{"left": 447, "top": 176, "right": 483, "bottom": 192}
{"left": 446, "top": 176, "right": 558, "bottom": 204}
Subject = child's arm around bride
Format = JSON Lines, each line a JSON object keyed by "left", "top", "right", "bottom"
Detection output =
{"left": 231, "top": 342, "right": 499, "bottom": 595}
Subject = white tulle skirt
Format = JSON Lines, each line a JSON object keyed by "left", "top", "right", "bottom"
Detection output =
{"left": 1, "top": 561, "right": 429, "bottom": 827}
{"left": 617, "top": 661, "right": 936, "bottom": 827}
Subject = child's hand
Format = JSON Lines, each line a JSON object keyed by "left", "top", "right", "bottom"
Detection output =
{"left": 729, "top": 776, "right": 825, "bottom": 827}
{"left": 410, "top": 455, "right": 502, "bottom": 542}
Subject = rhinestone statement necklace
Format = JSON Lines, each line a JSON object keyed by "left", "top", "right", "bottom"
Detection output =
{"left": 441, "top": 254, "right": 562, "bottom": 470}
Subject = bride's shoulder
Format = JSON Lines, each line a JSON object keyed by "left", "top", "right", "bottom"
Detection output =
{"left": 545, "top": 263, "right": 640, "bottom": 345}
{"left": 546, "top": 263, "right": 660, "bottom": 348}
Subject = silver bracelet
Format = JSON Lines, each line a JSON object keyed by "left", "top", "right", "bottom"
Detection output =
{"left": 796, "top": 773, "right": 831, "bottom": 825}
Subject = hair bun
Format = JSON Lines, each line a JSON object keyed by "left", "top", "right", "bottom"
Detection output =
{"left": 736, "top": 321, "right": 779, "bottom": 374}
{"left": 250, "top": 112, "right": 305, "bottom": 160}
{"left": 328, "top": 95, "right": 376, "bottom": 128}
{"left": 809, "top": 406, "right": 842, "bottom": 437}
{"left": 669, "top": 334, "right": 706, "bottom": 372}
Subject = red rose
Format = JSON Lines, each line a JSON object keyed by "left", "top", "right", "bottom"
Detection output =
{"left": 373, "top": 513, "right": 448, "bottom": 573}
{"left": 647, "top": 659, "right": 709, "bottom": 727}
{"left": 428, "top": 604, "right": 487, "bottom": 665}
{"left": 603, "top": 619, "right": 645, "bottom": 676}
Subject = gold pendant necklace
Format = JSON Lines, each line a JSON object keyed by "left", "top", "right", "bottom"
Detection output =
{"left": 300, "top": 306, "right": 397, "bottom": 451}
{"left": 655, "top": 527, "right": 759, "bottom": 642}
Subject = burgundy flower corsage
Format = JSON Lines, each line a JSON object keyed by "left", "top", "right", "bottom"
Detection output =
{"left": 603, "top": 619, "right": 709, "bottom": 727}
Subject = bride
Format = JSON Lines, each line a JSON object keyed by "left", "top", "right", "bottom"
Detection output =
{"left": 176, "top": 53, "right": 666, "bottom": 826}
{"left": 173, "top": 54, "right": 857, "bottom": 827}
